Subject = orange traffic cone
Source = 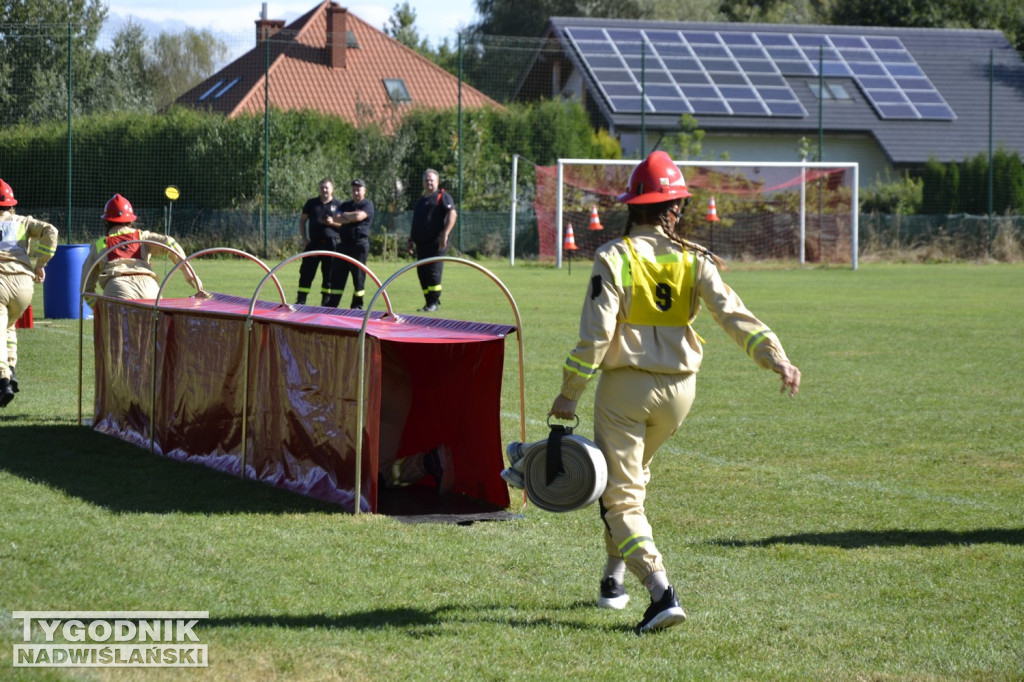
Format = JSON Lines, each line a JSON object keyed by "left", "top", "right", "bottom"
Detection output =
{"left": 588, "top": 205, "right": 603, "bottom": 231}
{"left": 564, "top": 223, "right": 578, "bottom": 251}
{"left": 706, "top": 196, "right": 720, "bottom": 222}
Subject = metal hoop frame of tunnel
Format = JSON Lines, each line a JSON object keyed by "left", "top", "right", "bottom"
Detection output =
{"left": 354, "top": 257, "right": 528, "bottom": 514}
{"left": 77, "top": 239, "right": 209, "bottom": 427}
{"left": 243, "top": 250, "right": 393, "bottom": 482}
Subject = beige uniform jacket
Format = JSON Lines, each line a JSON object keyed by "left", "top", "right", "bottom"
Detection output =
{"left": 82, "top": 227, "right": 192, "bottom": 293}
{"left": 560, "top": 223, "right": 791, "bottom": 402}
{"left": 0, "top": 210, "right": 59, "bottom": 277}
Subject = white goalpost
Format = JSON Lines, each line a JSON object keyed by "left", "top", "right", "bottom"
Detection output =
{"left": 510, "top": 157, "right": 859, "bottom": 270}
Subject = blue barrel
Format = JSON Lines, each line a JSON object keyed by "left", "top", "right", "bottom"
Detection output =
{"left": 43, "top": 244, "right": 93, "bottom": 320}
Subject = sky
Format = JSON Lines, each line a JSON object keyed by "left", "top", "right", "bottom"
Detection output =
{"left": 105, "top": 0, "right": 479, "bottom": 50}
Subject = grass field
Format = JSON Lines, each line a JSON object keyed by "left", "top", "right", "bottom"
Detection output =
{"left": 1, "top": 255, "right": 1023, "bottom": 681}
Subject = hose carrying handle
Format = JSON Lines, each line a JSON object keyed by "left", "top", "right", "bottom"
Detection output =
{"left": 545, "top": 415, "right": 579, "bottom": 485}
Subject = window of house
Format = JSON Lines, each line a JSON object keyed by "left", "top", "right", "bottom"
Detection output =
{"left": 383, "top": 79, "right": 411, "bottom": 103}
{"left": 807, "top": 81, "right": 853, "bottom": 101}
{"left": 198, "top": 80, "right": 224, "bottom": 102}
{"left": 213, "top": 77, "right": 241, "bottom": 99}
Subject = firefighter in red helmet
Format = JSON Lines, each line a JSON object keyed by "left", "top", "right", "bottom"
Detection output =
{"left": 0, "top": 178, "right": 59, "bottom": 407}
{"left": 547, "top": 151, "right": 801, "bottom": 634}
{"left": 82, "top": 194, "right": 202, "bottom": 300}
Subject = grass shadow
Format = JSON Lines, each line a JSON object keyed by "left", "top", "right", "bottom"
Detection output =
{"left": 204, "top": 602, "right": 633, "bottom": 634}
{"left": 0, "top": 425, "right": 344, "bottom": 515}
{"left": 709, "top": 528, "right": 1024, "bottom": 548}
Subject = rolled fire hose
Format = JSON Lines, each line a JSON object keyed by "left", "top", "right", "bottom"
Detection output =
{"left": 502, "top": 418, "right": 607, "bottom": 513}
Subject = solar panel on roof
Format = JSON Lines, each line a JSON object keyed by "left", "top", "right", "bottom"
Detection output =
{"left": 830, "top": 36, "right": 866, "bottom": 49}
{"left": 563, "top": 25, "right": 954, "bottom": 121}
{"left": 721, "top": 33, "right": 758, "bottom": 46}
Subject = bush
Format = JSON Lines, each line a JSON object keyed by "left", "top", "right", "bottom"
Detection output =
{"left": 860, "top": 170, "right": 922, "bottom": 215}
{"left": 921, "top": 149, "right": 1024, "bottom": 215}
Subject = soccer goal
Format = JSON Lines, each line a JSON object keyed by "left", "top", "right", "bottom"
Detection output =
{"left": 510, "top": 157, "right": 859, "bottom": 270}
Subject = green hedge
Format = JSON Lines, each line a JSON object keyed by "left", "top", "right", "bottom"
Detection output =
{"left": 922, "top": 149, "right": 1024, "bottom": 215}
{"left": 0, "top": 100, "right": 616, "bottom": 219}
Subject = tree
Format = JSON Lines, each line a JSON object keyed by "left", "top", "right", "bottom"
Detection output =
{"left": 385, "top": 2, "right": 428, "bottom": 52}
{"left": 471, "top": 0, "right": 646, "bottom": 38}
{"left": 106, "top": 19, "right": 153, "bottom": 112}
{"left": 384, "top": 2, "right": 462, "bottom": 76}
{"left": 0, "top": 0, "right": 108, "bottom": 123}
{"left": 662, "top": 114, "right": 706, "bottom": 160}
{"left": 145, "top": 28, "right": 229, "bottom": 110}
{"left": 638, "top": 0, "right": 722, "bottom": 22}
{"left": 826, "top": 0, "right": 1024, "bottom": 51}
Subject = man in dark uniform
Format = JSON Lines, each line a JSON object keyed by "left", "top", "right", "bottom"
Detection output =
{"left": 408, "top": 168, "right": 456, "bottom": 312}
{"left": 296, "top": 178, "right": 345, "bottom": 307}
{"left": 335, "top": 179, "right": 375, "bottom": 309}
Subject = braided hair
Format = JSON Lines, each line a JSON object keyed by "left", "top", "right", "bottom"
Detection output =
{"left": 624, "top": 198, "right": 725, "bottom": 268}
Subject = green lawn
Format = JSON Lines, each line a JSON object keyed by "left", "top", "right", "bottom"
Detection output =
{"left": 1, "top": 257, "right": 1022, "bottom": 681}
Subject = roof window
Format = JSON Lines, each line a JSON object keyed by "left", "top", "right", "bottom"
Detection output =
{"left": 383, "top": 79, "right": 411, "bottom": 103}
{"left": 808, "top": 81, "right": 852, "bottom": 101}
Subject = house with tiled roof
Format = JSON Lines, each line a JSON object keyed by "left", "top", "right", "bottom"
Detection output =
{"left": 175, "top": 1, "right": 499, "bottom": 124}
{"left": 516, "top": 18, "right": 1024, "bottom": 185}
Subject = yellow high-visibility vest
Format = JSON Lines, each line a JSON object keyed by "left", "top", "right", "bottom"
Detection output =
{"left": 622, "top": 237, "right": 697, "bottom": 327}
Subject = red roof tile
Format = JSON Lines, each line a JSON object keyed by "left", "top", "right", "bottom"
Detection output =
{"left": 176, "top": 1, "right": 500, "bottom": 124}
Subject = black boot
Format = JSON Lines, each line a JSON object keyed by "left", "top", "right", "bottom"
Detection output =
{"left": 9, "top": 368, "right": 18, "bottom": 393}
{"left": 350, "top": 295, "right": 364, "bottom": 310}
{"left": 0, "top": 377, "right": 14, "bottom": 408}
{"left": 296, "top": 293, "right": 307, "bottom": 305}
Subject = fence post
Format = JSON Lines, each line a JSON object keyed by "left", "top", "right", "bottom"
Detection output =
{"left": 66, "top": 22, "right": 73, "bottom": 243}
{"left": 457, "top": 33, "right": 464, "bottom": 253}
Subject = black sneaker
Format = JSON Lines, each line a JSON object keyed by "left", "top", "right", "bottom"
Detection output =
{"left": 423, "top": 444, "right": 456, "bottom": 495}
{"left": 0, "top": 377, "right": 14, "bottom": 408}
{"left": 418, "top": 302, "right": 440, "bottom": 312}
{"left": 597, "top": 577, "right": 630, "bottom": 610}
{"left": 635, "top": 586, "right": 686, "bottom": 634}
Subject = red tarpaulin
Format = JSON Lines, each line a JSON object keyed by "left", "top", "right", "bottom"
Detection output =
{"left": 91, "top": 293, "right": 515, "bottom": 514}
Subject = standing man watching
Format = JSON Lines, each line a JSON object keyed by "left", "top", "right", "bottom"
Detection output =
{"left": 296, "top": 178, "right": 344, "bottom": 307}
{"left": 408, "top": 168, "right": 456, "bottom": 313}
{"left": 335, "top": 179, "right": 375, "bottom": 309}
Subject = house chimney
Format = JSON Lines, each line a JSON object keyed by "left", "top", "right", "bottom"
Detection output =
{"left": 327, "top": 3, "right": 348, "bottom": 69}
{"left": 256, "top": 3, "right": 285, "bottom": 45}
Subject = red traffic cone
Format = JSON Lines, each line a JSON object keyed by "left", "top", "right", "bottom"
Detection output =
{"left": 564, "top": 223, "right": 578, "bottom": 251}
{"left": 588, "top": 204, "right": 603, "bottom": 231}
{"left": 706, "top": 196, "right": 720, "bottom": 222}
{"left": 14, "top": 305, "right": 33, "bottom": 329}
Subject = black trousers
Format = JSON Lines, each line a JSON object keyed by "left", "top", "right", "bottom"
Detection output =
{"left": 414, "top": 240, "right": 446, "bottom": 305}
{"left": 336, "top": 239, "right": 371, "bottom": 303}
{"left": 297, "top": 237, "right": 344, "bottom": 305}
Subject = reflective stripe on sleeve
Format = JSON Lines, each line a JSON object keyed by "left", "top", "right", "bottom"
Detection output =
{"left": 33, "top": 242, "right": 56, "bottom": 257}
{"left": 563, "top": 353, "right": 598, "bottom": 380}
{"left": 744, "top": 327, "right": 771, "bottom": 358}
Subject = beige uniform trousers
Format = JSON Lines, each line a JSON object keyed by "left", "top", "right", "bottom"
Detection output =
{"left": 0, "top": 272, "right": 33, "bottom": 378}
{"left": 594, "top": 366, "right": 696, "bottom": 582}
{"left": 103, "top": 273, "right": 159, "bottom": 300}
